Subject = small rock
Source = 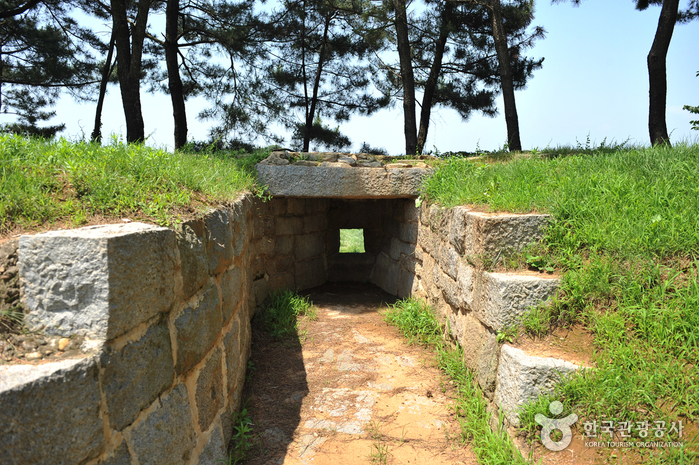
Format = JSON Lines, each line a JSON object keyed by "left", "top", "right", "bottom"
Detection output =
{"left": 357, "top": 161, "right": 382, "bottom": 168}
{"left": 337, "top": 157, "right": 357, "bottom": 166}
{"left": 293, "top": 160, "right": 319, "bottom": 167}
{"left": 320, "top": 161, "right": 352, "bottom": 168}
{"left": 58, "top": 338, "right": 70, "bottom": 351}
{"left": 25, "top": 351, "right": 42, "bottom": 360}
{"left": 40, "top": 348, "right": 53, "bottom": 356}
{"left": 385, "top": 163, "right": 410, "bottom": 169}
{"left": 21, "top": 340, "right": 38, "bottom": 351}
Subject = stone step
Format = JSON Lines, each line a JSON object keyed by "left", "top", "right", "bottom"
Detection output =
{"left": 421, "top": 204, "right": 551, "bottom": 260}
{"left": 493, "top": 344, "right": 582, "bottom": 427}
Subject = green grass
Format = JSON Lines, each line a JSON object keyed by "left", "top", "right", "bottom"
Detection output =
{"left": 258, "top": 289, "right": 316, "bottom": 340}
{"left": 339, "top": 229, "right": 365, "bottom": 253}
{"left": 0, "top": 134, "right": 268, "bottom": 233}
{"left": 426, "top": 143, "right": 699, "bottom": 463}
{"left": 384, "top": 298, "right": 528, "bottom": 464}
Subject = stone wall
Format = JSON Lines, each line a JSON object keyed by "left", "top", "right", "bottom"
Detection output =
{"left": 412, "top": 203, "right": 578, "bottom": 426}
{"left": 250, "top": 197, "right": 330, "bottom": 300}
{"left": 2, "top": 190, "right": 582, "bottom": 463}
{"left": 2, "top": 195, "right": 258, "bottom": 465}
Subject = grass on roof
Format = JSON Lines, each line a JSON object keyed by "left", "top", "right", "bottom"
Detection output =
{"left": 0, "top": 134, "right": 269, "bottom": 234}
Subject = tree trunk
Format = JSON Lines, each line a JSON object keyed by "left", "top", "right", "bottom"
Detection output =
{"left": 166, "top": 0, "right": 187, "bottom": 150}
{"left": 111, "top": 0, "right": 151, "bottom": 144}
{"left": 304, "top": 14, "right": 331, "bottom": 152}
{"left": 647, "top": 0, "right": 679, "bottom": 146}
{"left": 416, "top": 4, "right": 453, "bottom": 155}
{"left": 394, "top": 0, "right": 417, "bottom": 156}
{"left": 489, "top": 0, "right": 522, "bottom": 151}
{"left": 91, "top": 32, "right": 115, "bottom": 143}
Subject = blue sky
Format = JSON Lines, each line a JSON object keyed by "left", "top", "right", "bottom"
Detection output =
{"left": 41, "top": 1, "right": 699, "bottom": 153}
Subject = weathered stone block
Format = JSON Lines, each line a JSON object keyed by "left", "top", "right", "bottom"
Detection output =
{"left": 271, "top": 255, "right": 294, "bottom": 274}
{"left": 418, "top": 223, "right": 440, "bottom": 259}
{"left": 102, "top": 322, "right": 175, "bottom": 431}
{"left": 397, "top": 268, "right": 415, "bottom": 298}
{"left": 220, "top": 267, "right": 242, "bottom": 326}
{"left": 295, "top": 256, "right": 326, "bottom": 290}
{"left": 196, "top": 425, "right": 227, "bottom": 465}
{"left": 253, "top": 237, "right": 275, "bottom": 256}
{"left": 96, "top": 441, "right": 132, "bottom": 465}
{"left": 398, "top": 222, "right": 418, "bottom": 244}
{"left": 287, "top": 198, "right": 305, "bottom": 215}
{"left": 0, "top": 357, "right": 104, "bottom": 464}
{"left": 295, "top": 233, "right": 325, "bottom": 260}
{"left": 474, "top": 272, "right": 560, "bottom": 331}
{"left": 436, "top": 268, "right": 460, "bottom": 310}
{"left": 328, "top": 253, "right": 375, "bottom": 282}
{"left": 269, "top": 198, "right": 287, "bottom": 216}
{"left": 403, "top": 201, "right": 419, "bottom": 223}
{"left": 494, "top": 345, "right": 578, "bottom": 426}
{"left": 399, "top": 253, "right": 418, "bottom": 274}
{"left": 275, "top": 217, "right": 303, "bottom": 236}
{"left": 257, "top": 164, "right": 430, "bottom": 198}
{"left": 269, "top": 272, "right": 295, "bottom": 292}
{"left": 305, "top": 198, "right": 329, "bottom": 214}
{"left": 130, "top": 384, "right": 196, "bottom": 465}
{"left": 448, "top": 312, "right": 499, "bottom": 399}
{"left": 205, "top": 209, "right": 234, "bottom": 275}
{"left": 454, "top": 210, "right": 551, "bottom": 258}
{"left": 274, "top": 236, "right": 294, "bottom": 255}
{"left": 195, "top": 347, "right": 224, "bottom": 431}
{"left": 456, "top": 261, "right": 476, "bottom": 311}
{"left": 20, "top": 223, "right": 176, "bottom": 339}
{"left": 175, "top": 281, "right": 222, "bottom": 374}
{"left": 177, "top": 220, "right": 208, "bottom": 301}
{"left": 388, "top": 237, "right": 414, "bottom": 261}
{"left": 304, "top": 215, "right": 327, "bottom": 233}
{"left": 371, "top": 253, "right": 399, "bottom": 295}
{"left": 440, "top": 244, "right": 460, "bottom": 280}
{"left": 223, "top": 316, "right": 241, "bottom": 394}
{"left": 253, "top": 215, "right": 273, "bottom": 240}
{"left": 252, "top": 277, "right": 270, "bottom": 307}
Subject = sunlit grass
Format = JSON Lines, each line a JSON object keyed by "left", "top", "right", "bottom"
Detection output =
{"left": 0, "top": 134, "right": 268, "bottom": 233}
{"left": 339, "top": 229, "right": 365, "bottom": 253}
{"left": 427, "top": 143, "right": 699, "bottom": 462}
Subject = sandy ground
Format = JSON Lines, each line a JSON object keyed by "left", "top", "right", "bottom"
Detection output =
{"left": 242, "top": 282, "right": 477, "bottom": 465}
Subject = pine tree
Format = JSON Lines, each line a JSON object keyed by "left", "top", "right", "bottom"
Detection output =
{"left": 264, "top": 0, "right": 390, "bottom": 151}
{"left": 0, "top": 1, "right": 103, "bottom": 137}
{"left": 381, "top": 0, "right": 543, "bottom": 154}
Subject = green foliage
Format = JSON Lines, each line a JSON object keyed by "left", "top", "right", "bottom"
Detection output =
{"left": 0, "top": 135, "right": 263, "bottom": 233}
{"left": 383, "top": 298, "right": 442, "bottom": 346}
{"left": 259, "top": 289, "right": 316, "bottom": 340}
{"left": 684, "top": 101, "right": 699, "bottom": 131}
{"left": 427, "top": 143, "right": 699, "bottom": 461}
{"left": 0, "top": 1, "right": 103, "bottom": 134}
{"left": 425, "top": 144, "right": 699, "bottom": 256}
{"left": 221, "top": 404, "right": 255, "bottom": 465}
{"left": 339, "top": 229, "right": 365, "bottom": 253}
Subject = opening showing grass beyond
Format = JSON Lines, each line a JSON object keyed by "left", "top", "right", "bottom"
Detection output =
{"left": 0, "top": 134, "right": 269, "bottom": 234}
{"left": 425, "top": 143, "right": 699, "bottom": 463}
{"left": 384, "top": 298, "right": 528, "bottom": 464}
{"left": 339, "top": 229, "right": 365, "bottom": 253}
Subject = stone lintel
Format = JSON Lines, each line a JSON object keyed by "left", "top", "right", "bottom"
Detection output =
{"left": 256, "top": 164, "right": 430, "bottom": 199}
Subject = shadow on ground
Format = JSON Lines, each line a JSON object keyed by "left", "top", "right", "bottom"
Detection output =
{"left": 240, "top": 282, "right": 397, "bottom": 464}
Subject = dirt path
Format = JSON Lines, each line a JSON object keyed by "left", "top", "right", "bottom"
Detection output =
{"left": 243, "top": 283, "right": 477, "bottom": 465}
